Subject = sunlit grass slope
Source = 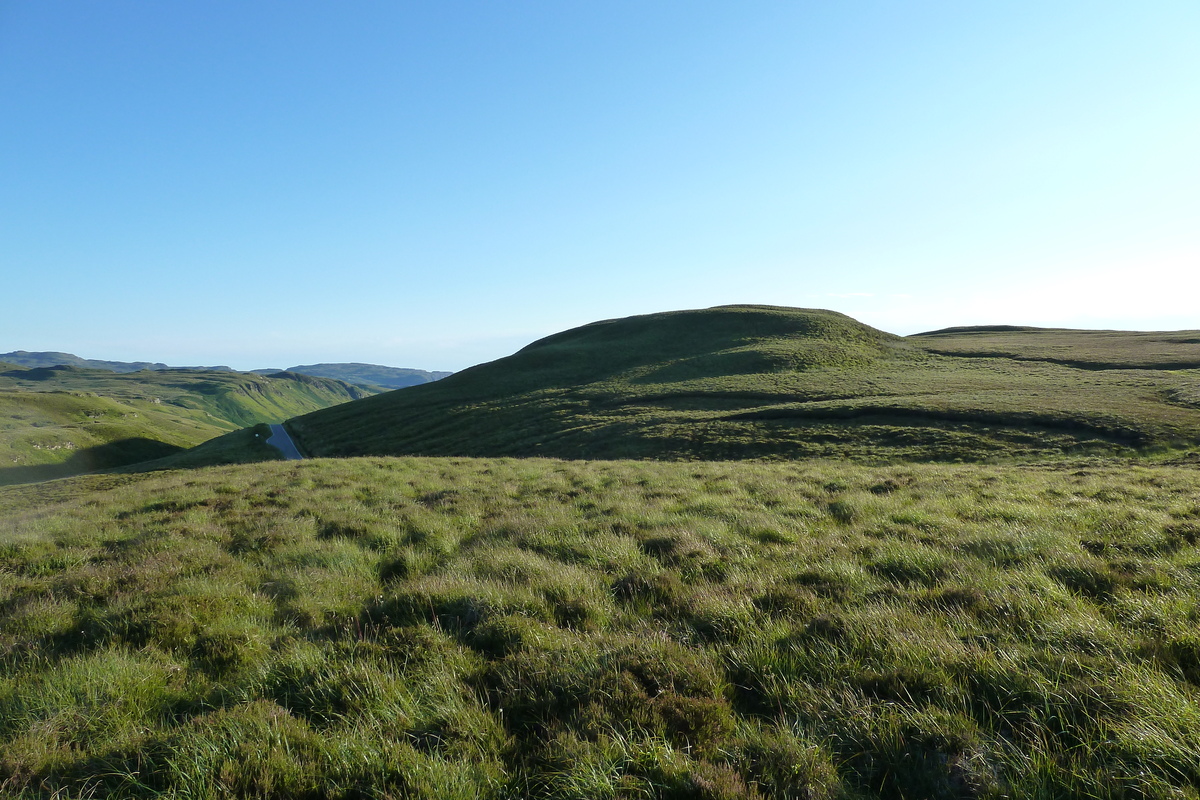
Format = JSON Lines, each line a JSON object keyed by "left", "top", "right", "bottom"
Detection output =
{"left": 3, "top": 456, "right": 1200, "bottom": 797}
{"left": 0, "top": 367, "right": 377, "bottom": 484}
{"left": 913, "top": 325, "right": 1200, "bottom": 370}
{"left": 290, "top": 305, "right": 1200, "bottom": 462}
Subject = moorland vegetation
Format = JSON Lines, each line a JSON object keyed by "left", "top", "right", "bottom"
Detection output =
{"left": 3, "top": 457, "right": 1200, "bottom": 798}
{"left": 3, "top": 305, "right": 1200, "bottom": 798}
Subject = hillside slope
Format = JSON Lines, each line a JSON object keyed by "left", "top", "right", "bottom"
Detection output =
{"left": 0, "top": 366, "right": 378, "bottom": 484}
{"left": 287, "top": 305, "right": 1200, "bottom": 463}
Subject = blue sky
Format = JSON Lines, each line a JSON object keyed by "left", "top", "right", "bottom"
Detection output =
{"left": 2, "top": 2, "right": 1197, "bottom": 371}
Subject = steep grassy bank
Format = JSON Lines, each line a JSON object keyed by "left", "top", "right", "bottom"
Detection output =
{"left": 0, "top": 367, "right": 377, "bottom": 484}
{"left": 3, "top": 456, "right": 1200, "bottom": 798}
{"left": 289, "top": 306, "right": 1200, "bottom": 462}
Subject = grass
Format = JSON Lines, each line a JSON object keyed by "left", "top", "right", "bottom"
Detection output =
{"left": 287, "top": 305, "right": 1200, "bottom": 463}
{"left": 0, "top": 366, "right": 378, "bottom": 485}
{"left": 913, "top": 325, "right": 1200, "bottom": 370}
{"left": 4, "top": 306, "right": 1200, "bottom": 796}
{"left": 3, "top": 455, "right": 1200, "bottom": 797}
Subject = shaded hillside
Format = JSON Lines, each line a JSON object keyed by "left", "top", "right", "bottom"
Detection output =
{"left": 261, "top": 362, "right": 453, "bottom": 390}
{"left": 0, "top": 367, "right": 378, "bottom": 484}
{"left": 288, "top": 305, "right": 1200, "bottom": 462}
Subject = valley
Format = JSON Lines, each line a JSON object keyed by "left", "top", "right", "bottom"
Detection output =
{"left": 0, "top": 365, "right": 377, "bottom": 485}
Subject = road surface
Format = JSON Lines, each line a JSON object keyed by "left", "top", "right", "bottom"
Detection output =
{"left": 266, "top": 424, "right": 304, "bottom": 460}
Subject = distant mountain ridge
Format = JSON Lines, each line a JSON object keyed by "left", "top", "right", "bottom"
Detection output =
{"left": 0, "top": 351, "right": 451, "bottom": 388}
{"left": 0, "top": 350, "right": 232, "bottom": 373}
{"left": 256, "top": 363, "right": 453, "bottom": 389}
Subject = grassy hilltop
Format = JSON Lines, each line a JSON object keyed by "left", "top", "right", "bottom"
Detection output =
{"left": 3, "top": 457, "right": 1200, "bottom": 798}
{"left": 0, "top": 366, "right": 377, "bottom": 484}
{"left": 289, "top": 305, "right": 1200, "bottom": 463}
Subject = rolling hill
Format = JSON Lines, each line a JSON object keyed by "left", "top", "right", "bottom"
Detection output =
{"left": 0, "top": 366, "right": 379, "bottom": 484}
{"left": 286, "top": 305, "right": 1200, "bottom": 463}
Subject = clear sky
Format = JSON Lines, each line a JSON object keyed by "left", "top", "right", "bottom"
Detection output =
{"left": 2, "top": 2, "right": 1198, "bottom": 372}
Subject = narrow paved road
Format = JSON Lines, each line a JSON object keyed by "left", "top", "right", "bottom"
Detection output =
{"left": 266, "top": 424, "right": 304, "bottom": 460}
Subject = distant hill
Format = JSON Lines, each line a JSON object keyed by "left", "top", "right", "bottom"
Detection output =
{"left": 0, "top": 350, "right": 233, "bottom": 372}
{"left": 0, "top": 365, "right": 380, "bottom": 484}
{"left": 256, "top": 363, "right": 452, "bottom": 390}
{"left": 0, "top": 351, "right": 450, "bottom": 389}
{"left": 286, "top": 305, "right": 1200, "bottom": 463}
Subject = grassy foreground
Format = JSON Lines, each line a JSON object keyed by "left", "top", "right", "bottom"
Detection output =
{"left": 3, "top": 456, "right": 1200, "bottom": 798}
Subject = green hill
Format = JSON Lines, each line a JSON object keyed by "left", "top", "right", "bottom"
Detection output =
{"left": 0, "top": 366, "right": 378, "bottom": 484}
{"left": 287, "top": 305, "right": 1200, "bottom": 463}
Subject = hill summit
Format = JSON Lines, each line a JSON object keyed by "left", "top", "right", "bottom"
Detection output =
{"left": 283, "top": 304, "right": 1200, "bottom": 462}
{"left": 441, "top": 305, "right": 911, "bottom": 399}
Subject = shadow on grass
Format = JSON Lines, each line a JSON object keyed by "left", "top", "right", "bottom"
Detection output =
{"left": 0, "top": 438, "right": 186, "bottom": 486}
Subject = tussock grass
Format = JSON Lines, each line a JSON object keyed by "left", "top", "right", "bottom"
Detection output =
{"left": 3, "top": 456, "right": 1200, "bottom": 797}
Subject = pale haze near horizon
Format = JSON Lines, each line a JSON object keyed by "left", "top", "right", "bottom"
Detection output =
{"left": 2, "top": 2, "right": 1197, "bottom": 372}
